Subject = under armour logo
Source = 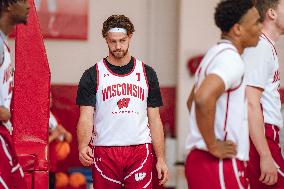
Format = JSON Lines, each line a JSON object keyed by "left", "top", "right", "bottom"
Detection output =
{"left": 94, "top": 157, "right": 102, "bottom": 162}
{"left": 104, "top": 73, "right": 110, "bottom": 77}
{"left": 135, "top": 172, "right": 146, "bottom": 181}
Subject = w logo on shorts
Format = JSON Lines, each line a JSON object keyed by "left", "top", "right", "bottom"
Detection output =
{"left": 117, "top": 98, "right": 130, "bottom": 109}
{"left": 135, "top": 172, "right": 146, "bottom": 181}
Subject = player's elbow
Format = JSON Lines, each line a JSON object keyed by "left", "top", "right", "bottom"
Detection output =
{"left": 245, "top": 86, "right": 262, "bottom": 110}
{"left": 194, "top": 92, "right": 211, "bottom": 109}
{"left": 246, "top": 93, "right": 261, "bottom": 110}
{"left": 247, "top": 99, "right": 261, "bottom": 113}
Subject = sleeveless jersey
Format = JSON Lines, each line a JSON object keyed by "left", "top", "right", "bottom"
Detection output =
{"left": 93, "top": 58, "right": 151, "bottom": 146}
{"left": 0, "top": 37, "right": 13, "bottom": 131}
{"left": 186, "top": 41, "right": 249, "bottom": 161}
{"left": 243, "top": 34, "right": 283, "bottom": 128}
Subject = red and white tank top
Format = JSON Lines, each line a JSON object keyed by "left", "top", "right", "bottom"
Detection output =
{"left": 0, "top": 36, "right": 13, "bottom": 131}
{"left": 93, "top": 58, "right": 151, "bottom": 146}
{"left": 186, "top": 41, "right": 249, "bottom": 161}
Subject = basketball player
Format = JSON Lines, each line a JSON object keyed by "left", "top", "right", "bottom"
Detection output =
{"left": 185, "top": 0, "right": 262, "bottom": 188}
{"left": 76, "top": 15, "right": 168, "bottom": 189}
{"left": 243, "top": 0, "right": 284, "bottom": 188}
{"left": 0, "top": 0, "right": 30, "bottom": 188}
{"left": 49, "top": 93, "right": 72, "bottom": 189}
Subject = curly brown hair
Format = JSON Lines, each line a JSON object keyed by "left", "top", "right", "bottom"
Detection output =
{"left": 102, "top": 15, "right": 135, "bottom": 38}
{"left": 215, "top": 0, "right": 254, "bottom": 32}
{"left": 0, "top": 0, "right": 18, "bottom": 14}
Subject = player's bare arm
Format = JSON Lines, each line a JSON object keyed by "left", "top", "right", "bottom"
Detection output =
{"left": 0, "top": 106, "right": 10, "bottom": 121}
{"left": 147, "top": 107, "right": 169, "bottom": 185}
{"left": 187, "top": 86, "right": 195, "bottom": 112}
{"left": 77, "top": 106, "right": 94, "bottom": 166}
{"left": 48, "top": 124, "right": 72, "bottom": 143}
{"left": 246, "top": 86, "right": 278, "bottom": 185}
{"left": 48, "top": 127, "right": 61, "bottom": 143}
{"left": 194, "top": 74, "right": 237, "bottom": 159}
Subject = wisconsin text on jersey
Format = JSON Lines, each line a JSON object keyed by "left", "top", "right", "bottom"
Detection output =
{"left": 273, "top": 70, "right": 280, "bottom": 83}
{"left": 102, "top": 83, "right": 145, "bottom": 101}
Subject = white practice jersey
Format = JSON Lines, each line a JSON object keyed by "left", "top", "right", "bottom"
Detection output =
{"left": 0, "top": 34, "right": 13, "bottom": 132}
{"left": 186, "top": 40, "right": 249, "bottom": 161}
{"left": 93, "top": 58, "right": 151, "bottom": 146}
{"left": 243, "top": 34, "right": 283, "bottom": 129}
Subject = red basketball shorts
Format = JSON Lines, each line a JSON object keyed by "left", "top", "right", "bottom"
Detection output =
{"left": 185, "top": 149, "right": 249, "bottom": 189}
{"left": 0, "top": 126, "right": 27, "bottom": 189}
{"left": 248, "top": 124, "right": 284, "bottom": 189}
{"left": 92, "top": 143, "right": 153, "bottom": 189}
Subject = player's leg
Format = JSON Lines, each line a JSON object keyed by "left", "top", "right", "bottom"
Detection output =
{"left": 0, "top": 126, "right": 27, "bottom": 189}
{"left": 222, "top": 158, "right": 249, "bottom": 189}
{"left": 247, "top": 139, "right": 266, "bottom": 189}
{"left": 0, "top": 134, "right": 12, "bottom": 189}
{"left": 273, "top": 158, "right": 284, "bottom": 189}
{"left": 10, "top": 162, "right": 26, "bottom": 189}
{"left": 248, "top": 124, "right": 284, "bottom": 189}
{"left": 185, "top": 149, "right": 249, "bottom": 189}
{"left": 92, "top": 146, "right": 123, "bottom": 189}
{"left": 1, "top": 131, "right": 27, "bottom": 189}
{"left": 123, "top": 144, "right": 153, "bottom": 189}
{"left": 185, "top": 149, "right": 221, "bottom": 189}
{"left": 265, "top": 125, "right": 284, "bottom": 189}
{"left": 152, "top": 155, "right": 164, "bottom": 189}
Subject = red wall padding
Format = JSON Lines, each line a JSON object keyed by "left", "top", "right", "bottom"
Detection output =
{"left": 50, "top": 85, "right": 176, "bottom": 171}
{"left": 13, "top": 0, "right": 50, "bottom": 173}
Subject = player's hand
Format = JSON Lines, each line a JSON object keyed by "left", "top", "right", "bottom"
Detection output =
{"left": 259, "top": 155, "right": 278, "bottom": 185}
{"left": 49, "top": 127, "right": 61, "bottom": 142}
{"left": 79, "top": 146, "right": 94, "bottom": 166}
{"left": 208, "top": 140, "right": 237, "bottom": 159}
{"left": 64, "top": 132, "right": 72, "bottom": 143}
{"left": 57, "top": 124, "right": 72, "bottom": 143}
{"left": 156, "top": 158, "right": 169, "bottom": 185}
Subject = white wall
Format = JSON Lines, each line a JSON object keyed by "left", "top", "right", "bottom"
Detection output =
{"left": 276, "top": 37, "right": 284, "bottom": 87}
{"left": 27, "top": 0, "right": 178, "bottom": 86}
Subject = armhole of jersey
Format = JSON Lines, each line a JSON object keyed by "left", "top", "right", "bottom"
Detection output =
{"left": 204, "top": 48, "right": 236, "bottom": 76}
{"left": 142, "top": 62, "right": 149, "bottom": 90}
{"left": 96, "top": 63, "right": 99, "bottom": 92}
{"left": 227, "top": 76, "right": 243, "bottom": 92}
{"left": 223, "top": 91, "right": 231, "bottom": 141}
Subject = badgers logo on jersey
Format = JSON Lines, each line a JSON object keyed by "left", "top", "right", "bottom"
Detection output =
{"left": 135, "top": 172, "right": 146, "bottom": 181}
{"left": 117, "top": 98, "right": 130, "bottom": 109}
